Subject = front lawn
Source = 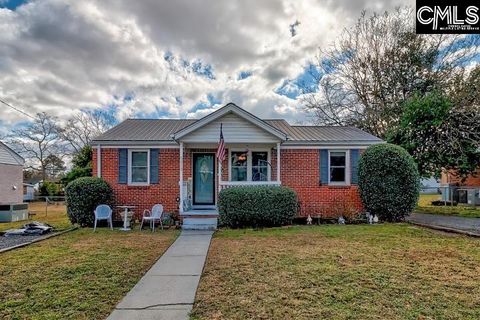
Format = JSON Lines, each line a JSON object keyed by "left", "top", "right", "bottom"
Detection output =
{"left": 416, "top": 194, "right": 480, "bottom": 218}
{"left": 192, "top": 224, "right": 480, "bottom": 319}
{"left": 0, "top": 228, "right": 178, "bottom": 319}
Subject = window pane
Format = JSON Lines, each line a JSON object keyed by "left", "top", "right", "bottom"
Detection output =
{"left": 132, "top": 167, "right": 148, "bottom": 182}
{"left": 232, "top": 167, "right": 247, "bottom": 181}
{"left": 330, "top": 168, "right": 345, "bottom": 182}
{"left": 252, "top": 167, "right": 268, "bottom": 181}
{"left": 132, "top": 152, "right": 148, "bottom": 166}
{"left": 330, "top": 152, "right": 346, "bottom": 166}
{"left": 231, "top": 152, "right": 247, "bottom": 167}
{"left": 252, "top": 152, "right": 268, "bottom": 167}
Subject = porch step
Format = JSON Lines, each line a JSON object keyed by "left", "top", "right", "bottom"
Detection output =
{"left": 182, "top": 218, "right": 218, "bottom": 230}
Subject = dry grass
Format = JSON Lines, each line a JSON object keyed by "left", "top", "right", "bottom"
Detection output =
{"left": 417, "top": 194, "right": 480, "bottom": 218}
{"left": 0, "top": 201, "right": 71, "bottom": 232}
{"left": 192, "top": 224, "right": 480, "bottom": 320}
{"left": 0, "top": 228, "right": 178, "bottom": 319}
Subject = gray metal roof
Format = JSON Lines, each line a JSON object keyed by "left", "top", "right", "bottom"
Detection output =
{"left": 93, "top": 119, "right": 197, "bottom": 142}
{"left": 93, "top": 118, "right": 382, "bottom": 144}
{"left": 0, "top": 141, "right": 24, "bottom": 166}
{"left": 264, "top": 120, "right": 382, "bottom": 142}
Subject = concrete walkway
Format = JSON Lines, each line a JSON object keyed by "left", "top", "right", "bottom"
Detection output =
{"left": 107, "top": 230, "right": 214, "bottom": 320}
{"left": 407, "top": 212, "right": 480, "bottom": 236}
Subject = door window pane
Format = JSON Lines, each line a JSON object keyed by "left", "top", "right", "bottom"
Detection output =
{"left": 231, "top": 152, "right": 247, "bottom": 181}
{"left": 330, "top": 152, "right": 346, "bottom": 183}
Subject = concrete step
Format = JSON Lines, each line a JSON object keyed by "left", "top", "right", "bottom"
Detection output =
{"left": 182, "top": 218, "right": 218, "bottom": 230}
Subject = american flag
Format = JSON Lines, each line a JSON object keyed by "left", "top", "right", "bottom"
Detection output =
{"left": 216, "top": 123, "right": 226, "bottom": 162}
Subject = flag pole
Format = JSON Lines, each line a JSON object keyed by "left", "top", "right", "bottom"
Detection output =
{"left": 218, "top": 123, "right": 223, "bottom": 193}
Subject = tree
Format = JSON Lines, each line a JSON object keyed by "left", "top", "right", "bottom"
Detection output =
{"left": 8, "top": 112, "right": 63, "bottom": 180}
{"left": 58, "top": 110, "right": 115, "bottom": 153}
{"left": 303, "top": 7, "right": 479, "bottom": 138}
{"left": 61, "top": 145, "right": 93, "bottom": 186}
{"left": 388, "top": 91, "right": 480, "bottom": 180}
{"left": 44, "top": 154, "right": 66, "bottom": 180}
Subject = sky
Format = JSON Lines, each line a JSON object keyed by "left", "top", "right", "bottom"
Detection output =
{"left": 0, "top": 0, "right": 412, "bottom": 134}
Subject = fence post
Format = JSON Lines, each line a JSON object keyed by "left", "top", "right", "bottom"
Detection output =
{"left": 45, "top": 196, "right": 48, "bottom": 217}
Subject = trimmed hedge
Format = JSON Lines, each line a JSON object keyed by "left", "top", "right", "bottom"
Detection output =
{"left": 218, "top": 186, "right": 297, "bottom": 228}
{"left": 65, "top": 177, "right": 113, "bottom": 227}
{"left": 358, "top": 143, "right": 420, "bottom": 222}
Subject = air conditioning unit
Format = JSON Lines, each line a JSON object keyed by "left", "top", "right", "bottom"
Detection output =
{"left": 458, "top": 188, "right": 480, "bottom": 206}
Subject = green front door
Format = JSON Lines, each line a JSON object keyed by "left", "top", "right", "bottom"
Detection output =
{"left": 193, "top": 153, "right": 215, "bottom": 205}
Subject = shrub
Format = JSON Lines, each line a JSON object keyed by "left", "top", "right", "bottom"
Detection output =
{"left": 218, "top": 186, "right": 297, "bottom": 228}
{"left": 358, "top": 143, "right": 420, "bottom": 222}
{"left": 65, "top": 177, "right": 113, "bottom": 227}
{"left": 39, "top": 181, "right": 64, "bottom": 196}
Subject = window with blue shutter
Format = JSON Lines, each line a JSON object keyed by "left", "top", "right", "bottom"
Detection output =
{"left": 150, "top": 149, "right": 159, "bottom": 184}
{"left": 118, "top": 149, "right": 128, "bottom": 184}
{"left": 350, "top": 149, "right": 360, "bottom": 184}
{"left": 320, "top": 149, "right": 329, "bottom": 185}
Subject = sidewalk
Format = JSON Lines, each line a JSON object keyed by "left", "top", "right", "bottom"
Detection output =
{"left": 407, "top": 212, "right": 480, "bottom": 237}
{"left": 107, "top": 230, "right": 214, "bottom": 320}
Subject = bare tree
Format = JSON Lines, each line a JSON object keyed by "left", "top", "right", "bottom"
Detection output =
{"left": 303, "top": 7, "right": 480, "bottom": 138}
{"left": 58, "top": 110, "right": 115, "bottom": 153}
{"left": 8, "top": 112, "right": 63, "bottom": 180}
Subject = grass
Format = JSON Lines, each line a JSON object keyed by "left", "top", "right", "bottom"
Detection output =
{"left": 0, "top": 201, "right": 72, "bottom": 232}
{"left": 191, "top": 224, "right": 480, "bottom": 320}
{"left": 0, "top": 228, "right": 179, "bottom": 319}
{"left": 416, "top": 194, "right": 480, "bottom": 218}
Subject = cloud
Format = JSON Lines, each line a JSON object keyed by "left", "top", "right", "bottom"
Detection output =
{"left": 0, "top": 0, "right": 413, "bottom": 131}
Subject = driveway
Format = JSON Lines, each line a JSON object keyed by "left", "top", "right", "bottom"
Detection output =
{"left": 407, "top": 212, "right": 480, "bottom": 236}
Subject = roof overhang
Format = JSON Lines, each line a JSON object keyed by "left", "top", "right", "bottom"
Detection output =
{"left": 172, "top": 103, "right": 288, "bottom": 141}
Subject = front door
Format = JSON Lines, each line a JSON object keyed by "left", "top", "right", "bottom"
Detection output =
{"left": 193, "top": 153, "right": 215, "bottom": 205}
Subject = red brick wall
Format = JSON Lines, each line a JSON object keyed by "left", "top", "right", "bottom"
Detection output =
{"left": 441, "top": 169, "right": 480, "bottom": 187}
{"left": 280, "top": 149, "right": 363, "bottom": 217}
{"left": 94, "top": 148, "right": 181, "bottom": 219}
{"left": 93, "top": 147, "right": 363, "bottom": 219}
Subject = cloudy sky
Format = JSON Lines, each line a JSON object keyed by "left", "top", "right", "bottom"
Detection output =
{"left": 0, "top": 0, "right": 412, "bottom": 133}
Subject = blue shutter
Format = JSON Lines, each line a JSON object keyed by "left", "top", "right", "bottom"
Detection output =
{"left": 320, "top": 149, "right": 329, "bottom": 185}
{"left": 350, "top": 149, "right": 360, "bottom": 185}
{"left": 118, "top": 149, "right": 128, "bottom": 184}
{"left": 150, "top": 149, "right": 159, "bottom": 184}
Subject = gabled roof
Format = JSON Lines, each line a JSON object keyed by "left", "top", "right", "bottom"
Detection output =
{"left": 91, "top": 103, "right": 383, "bottom": 146}
{"left": 0, "top": 141, "right": 24, "bottom": 166}
{"left": 172, "top": 103, "right": 288, "bottom": 141}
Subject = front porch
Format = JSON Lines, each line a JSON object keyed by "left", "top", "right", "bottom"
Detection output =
{"left": 178, "top": 143, "right": 282, "bottom": 215}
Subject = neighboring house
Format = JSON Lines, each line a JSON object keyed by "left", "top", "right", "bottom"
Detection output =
{"left": 91, "top": 103, "right": 383, "bottom": 219}
{"left": 440, "top": 169, "right": 480, "bottom": 206}
{"left": 0, "top": 141, "right": 24, "bottom": 204}
{"left": 23, "top": 183, "right": 35, "bottom": 201}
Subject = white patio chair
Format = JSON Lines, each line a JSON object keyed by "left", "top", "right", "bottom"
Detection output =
{"left": 140, "top": 204, "right": 164, "bottom": 232}
{"left": 94, "top": 204, "right": 113, "bottom": 232}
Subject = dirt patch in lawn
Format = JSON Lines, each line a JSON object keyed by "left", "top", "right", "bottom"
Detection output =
{"left": 0, "top": 228, "right": 178, "bottom": 320}
{"left": 191, "top": 224, "right": 480, "bottom": 320}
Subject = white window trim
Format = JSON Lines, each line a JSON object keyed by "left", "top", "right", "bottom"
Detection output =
{"left": 128, "top": 149, "right": 150, "bottom": 186}
{"left": 328, "top": 150, "right": 350, "bottom": 186}
{"left": 228, "top": 149, "right": 271, "bottom": 182}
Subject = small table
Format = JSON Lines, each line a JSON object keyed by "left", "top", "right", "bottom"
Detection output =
{"left": 117, "top": 205, "right": 136, "bottom": 231}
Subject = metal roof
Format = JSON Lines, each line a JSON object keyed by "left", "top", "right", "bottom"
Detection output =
{"left": 0, "top": 141, "right": 24, "bottom": 166}
{"left": 92, "top": 117, "right": 382, "bottom": 145}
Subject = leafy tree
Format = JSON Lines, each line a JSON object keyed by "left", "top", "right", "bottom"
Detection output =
{"left": 303, "top": 7, "right": 479, "bottom": 139}
{"left": 388, "top": 92, "right": 480, "bottom": 180}
{"left": 61, "top": 146, "right": 93, "bottom": 186}
{"left": 44, "top": 154, "right": 66, "bottom": 179}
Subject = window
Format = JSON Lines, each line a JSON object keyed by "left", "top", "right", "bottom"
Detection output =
{"left": 329, "top": 151, "right": 346, "bottom": 183}
{"left": 229, "top": 150, "right": 270, "bottom": 182}
{"left": 252, "top": 152, "right": 268, "bottom": 181}
{"left": 231, "top": 151, "right": 248, "bottom": 181}
{"left": 129, "top": 150, "right": 149, "bottom": 184}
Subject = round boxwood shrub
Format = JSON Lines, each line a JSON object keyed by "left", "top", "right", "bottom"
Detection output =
{"left": 218, "top": 186, "right": 297, "bottom": 228}
{"left": 65, "top": 177, "right": 113, "bottom": 227}
{"left": 358, "top": 143, "right": 420, "bottom": 222}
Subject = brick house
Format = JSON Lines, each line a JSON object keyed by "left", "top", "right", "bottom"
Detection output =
{"left": 91, "top": 103, "right": 382, "bottom": 222}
